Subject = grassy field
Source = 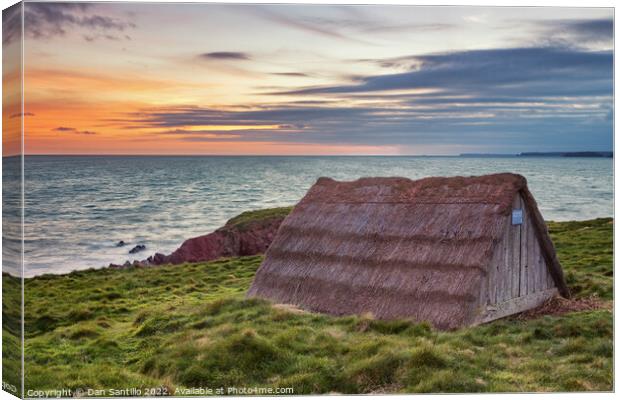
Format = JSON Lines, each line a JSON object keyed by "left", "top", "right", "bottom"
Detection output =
{"left": 2, "top": 217, "right": 613, "bottom": 395}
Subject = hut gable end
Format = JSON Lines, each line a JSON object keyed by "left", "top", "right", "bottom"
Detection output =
{"left": 472, "top": 192, "right": 568, "bottom": 326}
{"left": 247, "top": 173, "right": 569, "bottom": 330}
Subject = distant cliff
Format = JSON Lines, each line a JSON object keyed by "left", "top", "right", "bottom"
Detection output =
{"left": 460, "top": 152, "right": 612, "bottom": 158}
{"left": 519, "top": 152, "right": 613, "bottom": 158}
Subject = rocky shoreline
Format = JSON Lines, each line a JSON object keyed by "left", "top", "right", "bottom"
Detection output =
{"left": 108, "top": 207, "right": 292, "bottom": 269}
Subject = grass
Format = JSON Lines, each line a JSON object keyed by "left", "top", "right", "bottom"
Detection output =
{"left": 224, "top": 206, "right": 293, "bottom": 230}
{"left": 2, "top": 217, "right": 612, "bottom": 395}
{"left": 2, "top": 270, "right": 22, "bottom": 397}
{"left": 547, "top": 218, "right": 613, "bottom": 299}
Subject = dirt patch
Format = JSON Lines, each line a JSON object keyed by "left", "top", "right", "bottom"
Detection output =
{"left": 515, "top": 295, "right": 612, "bottom": 320}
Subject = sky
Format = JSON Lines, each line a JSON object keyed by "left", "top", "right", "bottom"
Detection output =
{"left": 2, "top": 2, "right": 614, "bottom": 155}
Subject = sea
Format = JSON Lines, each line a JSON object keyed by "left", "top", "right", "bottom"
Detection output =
{"left": 1, "top": 155, "right": 613, "bottom": 277}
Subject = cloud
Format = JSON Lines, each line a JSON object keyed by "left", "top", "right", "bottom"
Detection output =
{"left": 276, "top": 46, "right": 612, "bottom": 98}
{"left": 53, "top": 127, "right": 97, "bottom": 135}
{"left": 252, "top": 7, "right": 374, "bottom": 45}
{"left": 362, "top": 22, "right": 455, "bottom": 34}
{"left": 117, "top": 43, "right": 612, "bottom": 153}
{"left": 251, "top": 5, "right": 456, "bottom": 46}
{"left": 200, "top": 51, "right": 251, "bottom": 61}
{"left": 118, "top": 94, "right": 611, "bottom": 150}
{"left": 53, "top": 127, "right": 76, "bottom": 132}
{"left": 18, "top": 3, "right": 135, "bottom": 43}
{"left": 83, "top": 33, "right": 131, "bottom": 42}
{"left": 258, "top": 10, "right": 350, "bottom": 40}
{"left": 123, "top": 105, "right": 371, "bottom": 129}
{"left": 565, "top": 18, "right": 613, "bottom": 40}
{"left": 2, "top": 3, "right": 21, "bottom": 46}
{"left": 271, "top": 72, "right": 310, "bottom": 77}
{"left": 544, "top": 18, "right": 613, "bottom": 47}
{"left": 515, "top": 17, "right": 613, "bottom": 50}
{"left": 10, "top": 112, "right": 35, "bottom": 118}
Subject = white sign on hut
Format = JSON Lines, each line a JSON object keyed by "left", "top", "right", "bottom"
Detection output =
{"left": 247, "top": 173, "right": 569, "bottom": 330}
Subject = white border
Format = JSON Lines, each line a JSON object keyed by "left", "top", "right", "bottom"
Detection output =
{"left": 0, "top": 1, "right": 616, "bottom": 400}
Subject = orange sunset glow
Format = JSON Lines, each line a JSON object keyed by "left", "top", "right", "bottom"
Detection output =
{"left": 3, "top": 3, "right": 613, "bottom": 156}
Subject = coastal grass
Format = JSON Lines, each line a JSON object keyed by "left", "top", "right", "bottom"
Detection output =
{"left": 225, "top": 206, "right": 293, "bottom": 230}
{"left": 2, "top": 270, "right": 22, "bottom": 397}
{"left": 5, "top": 218, "right": 613, "bottom": 394}
{"left": 547, "top": 218, "right": 613, "bottom": 299}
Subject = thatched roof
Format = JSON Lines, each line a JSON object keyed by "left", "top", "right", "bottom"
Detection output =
{"left": 247, "top": 173, "right": 568, "bottom": 329}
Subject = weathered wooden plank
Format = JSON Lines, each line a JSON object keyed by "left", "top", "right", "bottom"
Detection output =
{"left": 525, "top": 204, "right": 552, "bottom": 291}
{"left": 488, "top": 238, "right": 497, "bottom": 304}
{"left": 531, "top": 237, "right": 538, "bottom": 293}
{"left": 502, "top": 197, "right": 512, "bottom": 301}
{"left": 506, "top": 221, "right": 514, "bottom": 302}
{"left": 498, "top": 216, "right": 508, "bottom": 303}
{"left": 472, "top": 288, "right": 559, "bottom": 325}
{"left": 525, "top": 219, "right": 532, "bottom": 294}
{"left": 519, "top": 200, "right": 528, "bottom": 297}
{"left": 528, "top": 221, "right": 537, "bottom": 294}
{"left": 478, "top": 267, "right": 488, "bottom": 308}
{"left": 519, "top": 188, "right": 570, "bottom": 298}
{"left": 534, "top": 236, "right": 541, "bottom": 292}
{"left": 536, "top": 239, "right": 544, "bottom": 292}
{"left": 536, "top": 240, "right": 551, "bottom": 290}
{"left": 478, "top": 240, "right": 491, "bottom": 308}
{"left": 497, "top": 237, "right": 504, "bottom": 304}
{"left": 511, "top": 195, "right": 521, "bottom": 298}
{"left": 502, "top": 199, "right": 510, "bottom": 302}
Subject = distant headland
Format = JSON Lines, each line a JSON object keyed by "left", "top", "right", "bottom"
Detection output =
{"left": 460, "top": 151, "right": 613, "bottom": 158}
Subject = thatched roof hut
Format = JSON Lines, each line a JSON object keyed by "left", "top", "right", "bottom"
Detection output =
{"left": 247, "top": 173, "right": 569, "bottom": 330}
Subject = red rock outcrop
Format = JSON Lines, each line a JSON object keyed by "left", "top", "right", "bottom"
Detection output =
{"left": 143, "top": 208, "right": 290, "bottom": 266}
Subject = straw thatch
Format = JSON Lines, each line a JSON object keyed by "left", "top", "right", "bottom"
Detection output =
{"left": 247, "top": 173, "right": 568, "bottom": 330}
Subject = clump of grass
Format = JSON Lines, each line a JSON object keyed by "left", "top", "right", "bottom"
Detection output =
{"left": 29, "top": 315, "right": 60, "bottom": 335}
{"left": 67, "top": 308, "right": 95, "bottom": 322}
{"left": 408, "top": 345, "right": 448, "bottom": 369}
{"left": 412, "top": 370, "right": 486, "bottom": 393}
{"left": 64, "top": 325, "right": 101, "bottom": 340}
{"left": 134, "top": 312, "right": 185, "bottom": 337}
{"left": 344, "top": 350, "right": 408, "bottom": 392}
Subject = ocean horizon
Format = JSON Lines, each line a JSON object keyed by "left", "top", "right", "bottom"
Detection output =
{"left": 3, "top": 155, "right": 613, "bottom": 277}
{"left": 4, "top": 152, "right": 613, "bottom": 157}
